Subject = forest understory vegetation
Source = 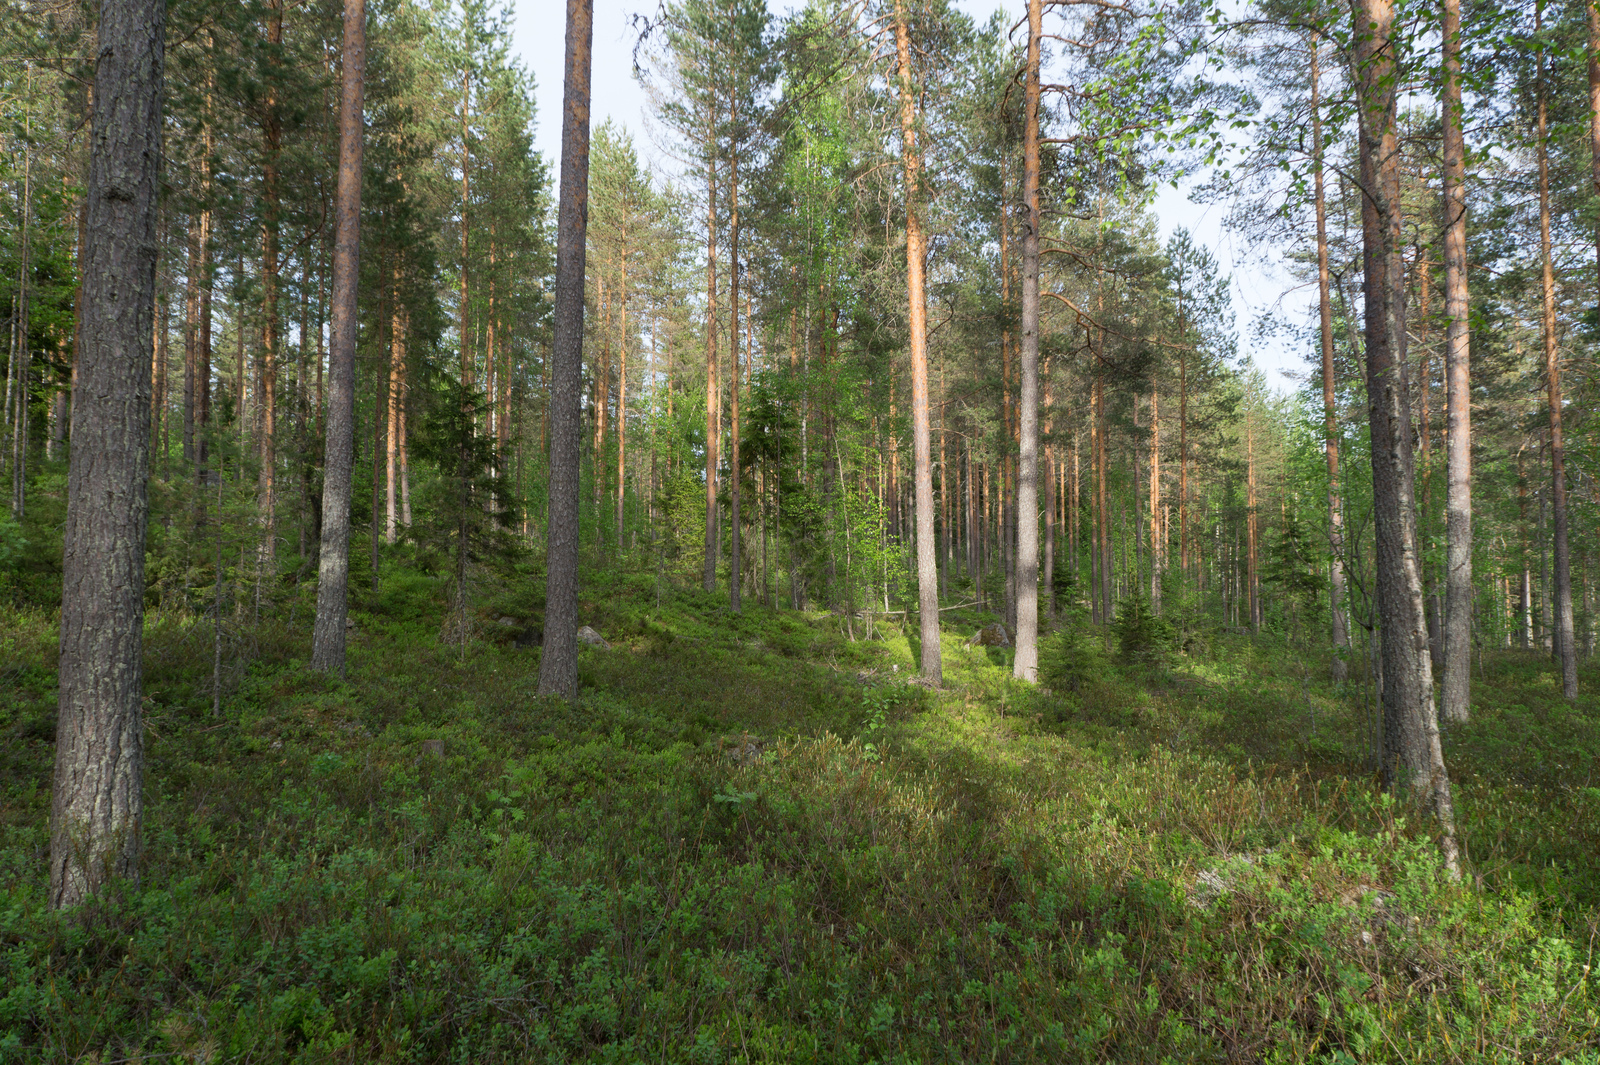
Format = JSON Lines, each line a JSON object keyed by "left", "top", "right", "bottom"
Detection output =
{"left": 3, "top": 534, "right": 1598, "bottom": 1063}
{"left": 7, "top": 0, "right": 1600, "bottom": 1056}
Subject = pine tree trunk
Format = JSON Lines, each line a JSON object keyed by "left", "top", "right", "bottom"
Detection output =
{"left": 537, "top": 0, "right": 592, "bottom": 701}
{"left": 616, "top": 248, "right": 628, "bottom": 551}
{"left": 1441, "top": 0, "right": 1472, "bottom": 721}
{"left": 891, "top": 0, "right": 941, "bottom": 682}
{"left": 1313, "top": 35, "right": 1349, "bottom": 672}
{"left": 703, "top": 137, "right": 720, "bottom": 593}
{"left": 1354, "top": 0, "right": 1459, "bottom": 871}
{"left": 386, "top": 267, "right": 402, "bottom": 543}
{"left": 730, "top": 146, "right": 743, "bottom": 611}
{"left": 1247, "top": 416, "right": 1259, "bottom": 633}
{"left": 1150, "top": 386, "right": 1162, "bottom": 610}
{"left": 310, "top": 0, "right": 365, "bottom": 674}
{"left": 1013, "top": 0, "right": 1042, "bottom": 681}
{"left": 1535, "top": 19, "right": 1579, "bottom": 699}
{"left": 50, "top": 0, "right": 166, "bottom": 908}
{"left": 258, "top": 0, "right": 284, "bottom": 568}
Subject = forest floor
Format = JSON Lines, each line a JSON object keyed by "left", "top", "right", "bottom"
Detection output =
{"left": 3, "top": 560, "right": 1600, "bottom": 1063}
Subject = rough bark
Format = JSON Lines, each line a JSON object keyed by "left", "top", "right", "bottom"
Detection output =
{"left": 258, "top": 0, "right": 284, "bottom": 567}
{"left": 537, "top": 0, "right": 592, "bottom": 701}
{"left": 730, "top": 144, "right": 743, "bottom": 611}
{"left": 386, "top": 267, "right": 402, "bottom": 543}
{"left": 703, "top": 137, "right": 720, "bottom": 593}
{"left": 616, "top": 248, "right": 628, "bottom": 551}
{"left": 50, "top": 0, "right": 166, "bottom": 908}
{"left": 1535, "top": 23, "right": 1579, "bottom": 700}
{"left": 1441, "top": 0, "right": 1472, "bottom": 721}
{"left": 1312, "top": 35, "right": 1349, "bottom": 672}
{"left": 310, "top": 0, "right": 365, "bottom": 674}
{"left": 892, "top": 0, "right": 941, "bottom": 685}
{"left": 1352, "top": 0, "right": 1459, "bottom": 873}
{"left": 1014, "top": 0, "right": 1042, "bottom": 682}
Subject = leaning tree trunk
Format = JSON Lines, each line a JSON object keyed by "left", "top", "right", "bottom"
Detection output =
{"left": 310, "top": 0, "right": 365, "bottom": 674}
{"left": 1352, "top": 0, "right": 1459, "bottom": 873}
{"left": 537, "top": 0, "right": 593, "bottom": 701}
{"left": 1014, "top": 0, "right": 1043, "bottom": 682}
{"left": 1441, "top": 0, "right": 1473, "bottom": 721}
{"left": 50, "top": 0, "right": 167, "bottom": 909}
{"left": 894, "top": 0, "right": 942, "bottom": 687}
{"left": 1535, "top": 19, "right": 1579, "bottom": 700}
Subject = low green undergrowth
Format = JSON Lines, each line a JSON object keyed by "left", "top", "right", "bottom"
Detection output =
{"left": 2, "top": 565, "right": 1598, "bottom": 1062}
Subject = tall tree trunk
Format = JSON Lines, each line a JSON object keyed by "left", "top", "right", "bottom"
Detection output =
{"left": 1441, "top": 0, "right": 1472, "bottom": 720}
{"left": 730, "top": 145, "right": 743, "bottom": 610}
{"left": 459, "top": 69, "right": 472, "bottom": 394}
{"left": 616, "top": 248, "right": 628, "bottom": 550}
{"left": 50, "top": 0, "right": 166, "bottom": 908}
{"left": 538, "top": 0, "right": 592, "bottom": 701}
{"left": 893, "top": 0, "right": 941, "bottom": 683}
{"left": 386, "top": 266, "right": 402, "bottom": 543}
{"left": 1353, "top": 0, "right": 1458, "bottom": 871}
{"left": 1535, "top": 14, "right": 1579, "bottom": 699}
{"left": 310, "top": 0, "right": 365, "bottom": 674}
{"left": 10, "top": 132, "right": 31, "bottom": 518}
{"left": 194, "top": 87, "right": 212, "bottom": 485}
{"left": 258, "top": 0, "right": 283, "bottom": 568}
{"left": 1247, "top": 414, "right": 1260, "bottom": 633}
{"left": 1178, "top": 339, "right": 1188, "bottom": 578}
{"left": 1313, "top": 35, "right": 1350, "bottom": 672}
{"left": 703, "top": 135, "right": 720, "bottom": 593}
{"left": 183, "top": 214, "right": 200, "bottom": 466}
{"left": 1150, "top": 386, "right": 1162, "bottom": 610}
{"left": 1014, "top": 0, "right": 1043, "bottom": 681}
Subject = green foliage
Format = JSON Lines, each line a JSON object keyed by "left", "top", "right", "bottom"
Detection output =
{"left": 0, "top": 512, "right": 25, "bottom": 574}
{"left": 5, "top": 550, "right": 1600, "bottom": 1064}
{"left": 1113, "top": 592, "right": 1176, "bottom": 664}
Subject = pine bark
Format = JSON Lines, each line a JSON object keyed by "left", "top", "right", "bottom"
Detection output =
{"left": 1534, "top": 22, "right": 1579, "bottom": 700}
{"left": 1014, "top": 0, "right": 1043, "bottom": 682}
{"left": 537, "top": 0, "right": 592, "bottom": 701}
{"left": 1441, "top": 0, "right": 1472, "bottom": 721}
{"left": 1353, "top": 0, "right": 1459, "bottom": 871}
{"left": 730, "top": 143, "right": 743, "bottom": 611}
{"left": 894, "top": 0, "right": 942, "bottom": 685}
{"left": 1312, "top": 36, "right": 1349, "bottom": 668}
{"left": 703, "top": 136, "right": 720, "bottom": 592}
{"left": 50, "top": 0, "right": 166, "bottom": 908}
{"left": 310, "top": 0, "right": 365, "bottom": 674}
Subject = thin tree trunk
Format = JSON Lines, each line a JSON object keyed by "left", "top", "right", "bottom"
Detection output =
{"left": 1014, "top": 0, "right": 1042, "bottom": 681}
{"left": 730, "top": 145, "right": 743, "bottom": 610}
{"left": 538, "top": 0, "right": 592, "bottom": 701}
{"left": 258, "top": 0, "right": 283, "bottom": 568}
{"left": 1353, "top": 0, "right": 1458, "bottom": 872}
{"left": 459, "top": 69, "right": 472, "bottom": 394}
{"left": 1247, "top": 414, "right": 1260, "bottom": 632}
{"left": 1535, "top": 14, "right": 1579, "bottom": 699}
{"left": 310, "top": 0, "right": 365, "bottom": 674}
{"left": 10, "top": 133, "right": 32, "bottom": 518}
{"left": 616, "top": 247, "right": 628, "bottom": 550}
{"left": 183, "top": 213, "right": 200, "bottom": 466}
{"left": 1150, "top": 386, "right": 1161, "bottom": 609}
{"left": 703, "top": 132, "right": 720, "bottom": 593}
{"left": 386, "top": 267, "right": 402, "bottom": 543}
{"left": 1313, "top": 34, "right": 1350, "bottom": 671}
{"left": 50, "top": 0, "right": 166, "bottom": 908}
{"left": 1441, "top": 0, "right": 1472, "bottom": 721}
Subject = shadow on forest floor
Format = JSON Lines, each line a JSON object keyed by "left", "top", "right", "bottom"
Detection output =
{"left": 2, "top": 563, "right": 1598, "bottom": 1062}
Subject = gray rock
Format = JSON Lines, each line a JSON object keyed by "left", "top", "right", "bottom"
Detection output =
{"left": 577, "top": 625, "right": 610, "bottom": 649}
{"left": 967, "top": 622, "right": 1012, "bottom": 648}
